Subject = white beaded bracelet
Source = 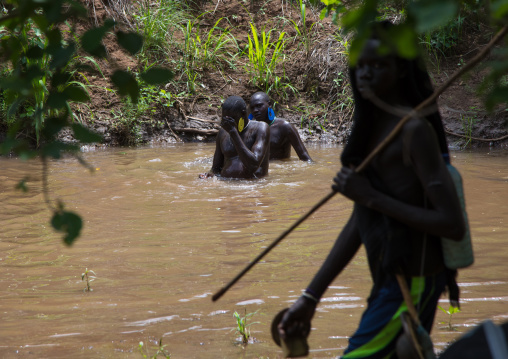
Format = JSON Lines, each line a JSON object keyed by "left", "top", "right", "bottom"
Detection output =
{"left": 302, "top": 291, "right": 319, "bottom": 303}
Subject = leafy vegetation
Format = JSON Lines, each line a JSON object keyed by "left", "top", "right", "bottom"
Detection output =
{"left": 438, "top": 304, "right": 461, "bottom": 330}
{"left": 460, "top": 108, "right": 478, "bottom": 148}
{"left": 181, "top": 17, "right": 236, "bottom": 92}
{"left": 81, "top": 268, "right": 96, "bottom": 292}
{"left": 134, "top": 0, "right": 190, "bottom": 60}
{"left": 138, "top": 338, "right": 171, "bottom": 359}
{"left": 232, "top": 309, "right": 259, "bottom": 345}
{"left": 246, "top": 22, "right": 288, "bottom": 94}
{"left": 290, "top": 0, "right": 319, "bottom": 59}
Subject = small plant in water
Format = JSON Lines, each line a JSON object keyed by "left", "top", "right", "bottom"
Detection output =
{"left": 232, "top": 309, "right": 259, "bottom": 344}
{"left": 438, "top": 304, "right": 461, "bottom": 330}
{"left": 139, "top": 338, "right": 171, "bottom": 359}
{"left": 81, "top": 268, "right": 96, "bottom": 292}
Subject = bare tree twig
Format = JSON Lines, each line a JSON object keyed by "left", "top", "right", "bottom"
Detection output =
{"left": 445, "top": 129, "right": 508, "bottom": 142}
{"left": 172, "top": 128, "right": 218, "bottom": 135}
{"left": 187, "top": 116, "right": 220, "bottom": 124}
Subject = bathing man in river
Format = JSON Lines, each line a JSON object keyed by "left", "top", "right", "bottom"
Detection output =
{"left": 278, "top": 21, "right": 466, "bottom": 358}
{"left": 200, "top": 95, "right": 270, "bottom": 179}
{"left": 249, "top": 92, "right": 312, "bottom": 161}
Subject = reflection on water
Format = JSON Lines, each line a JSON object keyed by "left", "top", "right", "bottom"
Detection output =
{"left": 0, "top": 144, "right": 507, "bottom": 358}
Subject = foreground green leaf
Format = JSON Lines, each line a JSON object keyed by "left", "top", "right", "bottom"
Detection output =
{"left": 140, "top": 67, "right": 174, "bottom": 85}
{"left": 72, "top": 123, "right": 103, "bottom": 143}
{"left": 51, "top": 210, "right": 83, "bottom": 246}
{"left": 111, "top": 70, "right": 139, "bottom": 103}
{"left": 116, "top": 31, "right": 143, "bottom": 55}
{"left": 408, "top": 0, "right": 458, "bottom": 33}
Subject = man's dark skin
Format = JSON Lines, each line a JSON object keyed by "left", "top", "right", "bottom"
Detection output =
{"left": 278, "top": 39, "right": 466, "bottom": 347}
{"left": 249, "top": 92, "right": 312, "bottom": 161}
{"left": 200, "top": 96, "right": 270, "bottom": 179}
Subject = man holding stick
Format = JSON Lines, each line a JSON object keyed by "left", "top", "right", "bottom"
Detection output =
{"left": 278, "top": 21, "right": 466, "bottom": 359}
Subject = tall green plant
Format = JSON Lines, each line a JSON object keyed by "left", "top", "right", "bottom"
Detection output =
{"left": 182, "top": 19, "right": 200, "bottom": 93}
{"left": 420, "top": 13, "right": 466, "bottom": 72}
{"left": 290, "top": 0, "right": 318, "bottom": 59}
{"left": 133, "top": 0, "right": 190, "bottom": 58}
{"left": 246, "top": 22, "right": 287, "bottom": 92}
{"left": 201, "top": 18, "right": 235, "bottom": 70}
{"left": 181, "top": 17, "right": 235, "bottom": 92}
{"left": 2, "top": 16, "right": 52, "bottom": 144}
{"left": 460, "top": 111, "right": 477, "bottom": 148}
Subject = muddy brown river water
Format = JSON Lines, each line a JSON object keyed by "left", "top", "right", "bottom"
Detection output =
{"left": 1, "top": 143, "right": 507, "bottom": 359}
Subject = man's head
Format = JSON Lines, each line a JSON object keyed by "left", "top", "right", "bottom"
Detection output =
{"left": 342, "top": 20, "right": 449, "bottom": 166}
{"left": 222, "top": 95, "right": 247, "bottom": 122}
{"left": 249, "top": 92, "right": 272, "bottom": 123}
{"left": 354, "top": 38, "right": 403, "bottom": 103}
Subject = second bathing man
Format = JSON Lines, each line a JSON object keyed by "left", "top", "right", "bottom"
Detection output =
{"left": 249, "top": 92, "right": 312, "bottom": 162}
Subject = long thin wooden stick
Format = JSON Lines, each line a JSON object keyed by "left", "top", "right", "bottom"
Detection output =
{"left": 212, "top": 192, "right": 335, "bottom": 301}
{"left": 396, "top": 274, "right": 425, "bottom": 359}
{"left": 396, "top": 274, "right": 421, "bottom": 325}
{"left": 211, "top": 25, "right": 508, "bottom": 302}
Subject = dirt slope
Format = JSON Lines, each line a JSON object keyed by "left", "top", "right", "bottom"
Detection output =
{"left": 75, "top": 0, "right": 508, "bottom": 149}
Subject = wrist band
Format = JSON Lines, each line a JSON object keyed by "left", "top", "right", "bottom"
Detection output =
{"left": 302, "top": 291, "right": 319, "bottom": 303}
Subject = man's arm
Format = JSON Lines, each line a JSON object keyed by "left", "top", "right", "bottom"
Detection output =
{"left": 228, "top": 122, "right": 270, "bottom": 173}
{"left": 334, "top": 121, "right": 465, "bottom": 240}
{"left": 210, "top": 130, "right": 225, "bottom": 174}
{"left": 284, "top": 122, "right": 312, "bottom": 161}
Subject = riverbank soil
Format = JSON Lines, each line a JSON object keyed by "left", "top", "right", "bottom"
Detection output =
{"left": 70, "top": 0, "right": 508, "bottom": 149}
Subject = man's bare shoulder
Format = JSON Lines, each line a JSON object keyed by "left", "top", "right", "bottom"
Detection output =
{"left": 272, "top": 117, "right": 296, "bottom": 132}
{"left": 252, "top": 119, "right": 270, "bottom": 128}
{"left": 402, "top": 117, "right": 443, "bottom": 158}
{"left": 403, "top": 116, "right": 434, "bottom": 132}
{"left": 249, "top": 119, "right": 270, "bottom": 133}
{"left": 273, "top": 117, "right": 291, "bottom": 125}
{"left": 216, "top": 127, "right": 228, "bottom": 140}
{"left": 401, "top": 117, "right": 438, "bottom": 143}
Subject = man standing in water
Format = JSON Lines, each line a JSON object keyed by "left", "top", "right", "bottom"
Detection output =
{"left": 249, "top": 92, "right": 312, "bottom": 161}
{"left": 278, "top": 21, "right": 466, "bottom": 358}
{"left": 200, "top": 95, "right": 270, "bottom": 179}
